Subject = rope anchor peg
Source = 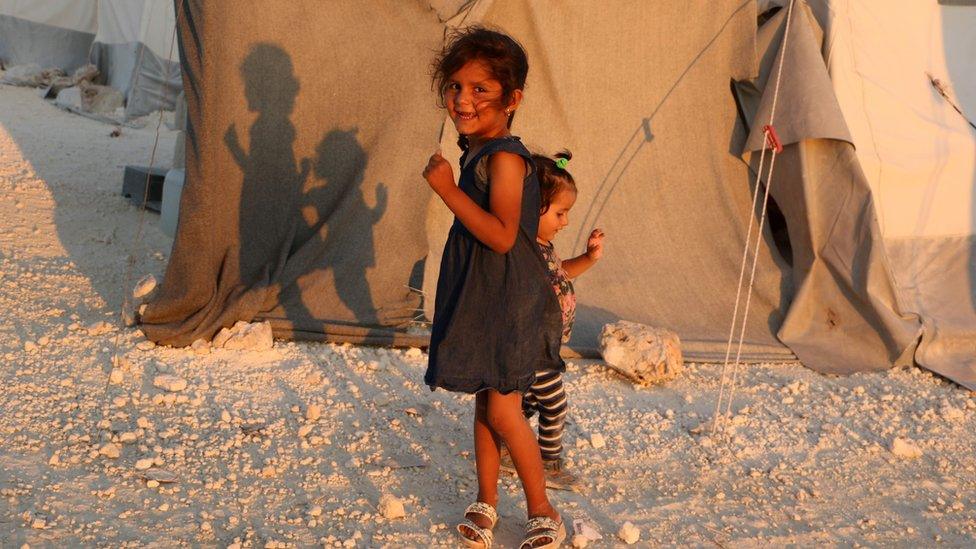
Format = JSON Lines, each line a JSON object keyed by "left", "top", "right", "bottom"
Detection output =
{"left": 763, "top": 124, "right": 783, "bottom": 154}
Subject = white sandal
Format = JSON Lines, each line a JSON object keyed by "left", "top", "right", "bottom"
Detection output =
{"left": 456, "top": 501, "right": 499, "bottom": 548}
{"left": 519, "top": 515, "right": 566, "bottom": 549}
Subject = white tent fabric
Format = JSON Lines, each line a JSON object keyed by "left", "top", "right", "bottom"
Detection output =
{"left": 0, "top": 0, "right": 98, "bottom": 72}
{"left": 807, "top": 0, "right": 976, "bottom": 388}
{"left": 90, "top": 0, "right": 181, "bottom": 118}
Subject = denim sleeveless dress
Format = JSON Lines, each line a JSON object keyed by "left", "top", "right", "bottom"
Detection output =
{"left": 425, "top": 136, "right": 565, "bottom": 394}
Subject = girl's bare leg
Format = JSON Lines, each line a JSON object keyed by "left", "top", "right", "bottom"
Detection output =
{"left": 457, "top": 392, "right": 503, "bottom": 540}
{"left": 483, "top": 390, "right": 559, "bottom": 521}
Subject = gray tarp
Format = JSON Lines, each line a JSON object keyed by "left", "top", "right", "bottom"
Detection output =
{"left": 0, "top": 15, "right": 94, "bottom": 72}
{"left": 140, "top": 1, "right": 443, "bottom": 347}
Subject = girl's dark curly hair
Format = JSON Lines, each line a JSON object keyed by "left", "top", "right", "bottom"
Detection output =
{"left": 431, "top": 26, "right": 528, "bottom": 149}
{"left": 533, "top": 150, "right": 576, "bottom": 214}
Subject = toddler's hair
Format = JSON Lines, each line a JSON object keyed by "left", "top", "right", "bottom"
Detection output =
{"left": 533, "top": 150, "right": 577, "bottom": 214}
{"left": 431, "top": 26, "right": 529, "bottom": 149}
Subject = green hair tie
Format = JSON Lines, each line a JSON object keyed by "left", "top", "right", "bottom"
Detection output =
{"left": 555, "top": 157, "right": 569, "bottom": 170}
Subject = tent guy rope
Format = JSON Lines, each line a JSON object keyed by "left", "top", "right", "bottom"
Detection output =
{"left": 109, "top": 0, "right": 186, "bottom": 378}
{"left": 712, "top": 0, "right": 796, "bottom": 437}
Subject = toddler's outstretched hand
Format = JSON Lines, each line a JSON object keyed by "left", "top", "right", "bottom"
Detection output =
{"left": 423, "top": 151, "right": 455, "bottom": 196}
{"left": 586, "top": 228, "right": 605, "bottom": 261}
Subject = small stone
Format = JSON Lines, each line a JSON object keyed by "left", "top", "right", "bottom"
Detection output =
{"left": 109, "top": 369, "right": 124, "bottom": 384}
{"left": 135, "top": 458, "right": 154, "bottom": 470}
{"left": 890, "top": 437, "right": 923, "bottom": 459}
{"left": 37, "top": 336, "right": 50, "bottom": 346}
{"left": 23, "top": 341, "right": 37, "bottom": 353}
{"left": 153, "top": 374, "right": 187, "bottom": 393}
{"left": 220, "top": 409, "right": 232, "bottom": 423}
{"left": 590, "top": 433, "right": 606, "bottom": 449}
{"left": 191, "top": 338, "right": 210, "bottom": 355}
{"left": 146, "top": 480, "right": 160, "bottom": 488}
{"left": 618, "top": 521, "right": 640, "bottom": 544}
{"left": 298, "top": 425, "right": 313, "bottom": 438}
{"left": 48, "top": 453, "right": 60, "bottom": 466}
{"left": 99, "top": 443, "right": 121, "bottom": 459}
{"left": 31, "top": 518, "right": 46, "bottom": 529}
{"left": 137, "top": 340, "right": 156, "bottom": 351}
{"left": 133, "top": 274, "right": 157, "bottom": 299}
{"left": 119, "top": 432, "right": 139, "bottom": 444}
{"left": 86, "top": 321, "right": 114, "bottom": 336}
{"left": 572, "top": 534, "right": 589, "bottom": 548}
{"left": 306, "top": 404, "right": 322, "bottom": 421}
{"left": 309, "top": 505, "right": 323, "bottom": 517}
{"left": 378, "top": 494, "right": 405, "bottom": 520}
{"left": 200, "top": 521, "right": 212, "bottom": 532}
{"left": 405, "top": 347, "right": 423, "bottom": 359}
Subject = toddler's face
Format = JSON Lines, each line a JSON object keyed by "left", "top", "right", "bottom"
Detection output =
{"left": 443, "top": 60, "right": 515, "bottom": 140}
{"left": 538, "top": 189, "right": 577, "bottom": 243}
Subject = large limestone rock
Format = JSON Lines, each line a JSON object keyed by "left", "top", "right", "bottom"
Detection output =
{"left": 599, "top": 321, "right": 683, "bottom": 386}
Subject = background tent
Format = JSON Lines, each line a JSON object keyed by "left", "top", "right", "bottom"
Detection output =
{"left": 90, "top": 0, "right": 182, "bottom": 118}
{"left": 0, "top": 0, "right": 98, "bottom": 72}
{"left": 801, "top": 0, "right": 976, "bottom": 388}
{"left": 142, "top": 0, "right": 974, "bottom": 389}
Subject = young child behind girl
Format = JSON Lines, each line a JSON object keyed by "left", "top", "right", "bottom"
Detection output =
{"left": 502, "top": 151, "right": 604, "bottom": 490}
{"left": 423, "top": 27, "right": 567, "bottom": 549}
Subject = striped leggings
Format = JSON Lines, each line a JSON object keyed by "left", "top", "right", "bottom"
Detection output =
{"left": 522, "top": 369, "right": 567, "bottom": 461}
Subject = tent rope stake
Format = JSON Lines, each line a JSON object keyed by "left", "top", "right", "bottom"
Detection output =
{"left": 712, "top": 0, "right": 796, "bottom": 439}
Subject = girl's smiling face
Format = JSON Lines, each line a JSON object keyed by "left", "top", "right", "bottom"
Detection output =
{"left": 444, "top": 60, "right": 521, "bottom": 142}
{"left": 538, "top": 189, "right": 577, "bottom": 243}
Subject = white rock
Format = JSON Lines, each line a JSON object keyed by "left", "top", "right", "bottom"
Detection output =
{"left": 590, "top": 433, "right": 606, "bottom": 449}
{"left": 99, "top": 443, "right": 121, "bottom": 459}
{"left": 216, "top": 321, "right": 273, "bottom": 351}
{"left": 133, "top": 274, "right": 157, "bottom": 299}
{"left": 618, "top": 521, "right": 640, "bottom": 544}
{"left": 890, "top": 437, "right": 923, "bottom": 459}
{"left": 212, "top": 327, "right": 234, "bottom": 349}
{"left": 306, "top": 404, "right": 322, "bottom": 421}
{"left": 191, "top": 338, "right": 210, "bottom": 355}
{"left": 405, "top": 347, "right": 423, "bottom": 359}
{"left": 86, "top": 321, "right": 114, "bottom": 336}
{"left": 153, "top": 374, "right": 187, "bottom": 393}
{"left": 599, "top": 321, "right": 683, "bottom": 386}
{"left": 378, "top": 494, "right": 405, "bottom": 519}
{"left": 109, "top": 368, "right": 124, "bottom": 384}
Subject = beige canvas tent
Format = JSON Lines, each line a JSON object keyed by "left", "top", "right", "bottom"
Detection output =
{"left": 137, "top": 0, "right": 975, "bottom": 389}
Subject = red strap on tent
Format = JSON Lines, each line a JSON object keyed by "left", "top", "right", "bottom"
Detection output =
{"left": 763, "top": 124, "right": 783, "bottom": 154}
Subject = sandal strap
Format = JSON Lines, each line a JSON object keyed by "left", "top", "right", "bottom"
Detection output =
{"left": 520, "top": 516, "right": 564, "bottom": 549}
{"left": 457, "top": 518, "right": 494, "bottom": 548}
{"left": 524, "top": 515, "right": 561, "bottom": 533}
{"left": 464, "top": 501, "right": 499, "bottom": 527}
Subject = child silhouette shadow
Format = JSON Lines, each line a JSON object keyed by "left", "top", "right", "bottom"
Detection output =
{"left": 223, "top": 43, "right": 311, "bottom": 283}
{"left": 304, "top": 128, "right": 388, "bottom": 325}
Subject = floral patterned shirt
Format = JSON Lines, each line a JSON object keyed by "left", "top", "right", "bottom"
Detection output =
{"left": 538, "top": 241, "right": 576, "bottom": 343}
